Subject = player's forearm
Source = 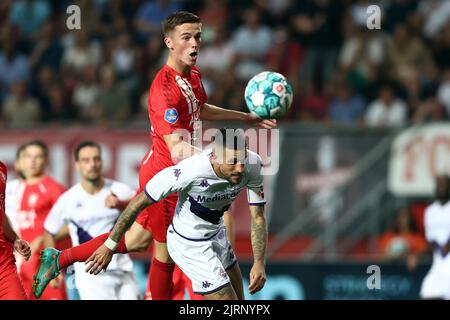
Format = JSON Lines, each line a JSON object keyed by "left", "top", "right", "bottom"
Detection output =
{"left": 109, "top": 192, "right": 153, "bottom": 243}
{"left": 200, "top": 103, "right": 250, "bottom": 122}
{"left": 250, "top": 207, "right": 267, "bottom": 265}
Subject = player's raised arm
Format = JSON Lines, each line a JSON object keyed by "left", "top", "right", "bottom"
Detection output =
{"left": 200, "top": 103, "right": 277, "bottom": 129}
{"left": 248, "top": 204, "right": 267, "bottom": 295}
{"left": 163, "top": 132, "right": 201, "bottom": 163}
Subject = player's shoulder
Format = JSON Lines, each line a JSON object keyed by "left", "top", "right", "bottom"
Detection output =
{"left": 44, "top": 175, "right": 66, "bottom": 190}
{"left": 0, "top": 161, "right": 6, "bottom": 173}
{"left": 107, "top": 179, "right": 136, "bottom": 201}
{"left": 56, "top": 183, "right": 81, "bottom": 203}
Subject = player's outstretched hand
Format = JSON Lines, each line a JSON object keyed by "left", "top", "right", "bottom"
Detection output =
{"left": 14, "top": 238, "right": 31, "bottom": 261}
{"left": 105, "top": 191, "right": 120, "bottom": 208}
{"left": 85, "top": 244, "right": 113, "bottom": 275}
{"left": 248, "top": 262, "right": 266, "bottom": 295}
{"left": 247, "top": 113, "right": 277, "bottom": 129}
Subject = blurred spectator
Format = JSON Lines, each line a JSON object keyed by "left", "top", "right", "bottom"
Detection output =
{"left": 328, "top": 82, "right": 366, "bottom": 125}
{"left": 0, "top": 34, "right": 30, "bottom": 102}
{"left": 339, "top": 25, "right": 386, "bottom": 92}
{"left": 416, "top": 0, "right": 450, "bottom": 39}
{"left": 134, "top": 0, "right": 182, "bottom": 42}
{"left": 299, "top": 82, "right": 328, "bottom": 123}
{"left": 265, "top": 26, "right": 303, "bottom": 82}
{"left": 196, "top": 26, "right": 234, "bottom": 76}
{"left": 197, "top": 0, "right": 230, "bottom": 44}
{"left": 78, "top": 0, "right": 106, "bottom": 38}
{"left": 365, "top": 85, "right": 407, "bottom": 127}
{"left": 111, "top": 32, "right": 137, "bottom": 79}
{"left": 386, "top": 23, "right": 434, "bottom": 82}
{"left": 378, "top": 207, "right": 427, "bottom": 260}
{"left": 96, "top": 66, "right": 131, "bottom": 123}
{"left": 61, "top": 29, "right": 101, "bottom": 76}
{"left": 72, "top": 65, "right": 100, "bottom": 122}
{"left": 1, "top": 80, "right": 41, "bottom": 127}
{"left": 46, "top": 82, "right": 74, "bottom": 123}
{"left": 292, "top": 0, "right": 343, "bottom": 84}
{"left": 385, "top": 0, "right": 419, "bottom": 32}
{"left": 231, "top": 7, "right": 272, "bottom": 81}
{"left": 28, "top": 20, "right": 64, "bottom": 72}
{"left": 8, "top": 0, "right": 50, "bottom": 40}
{"left": 437, "top": 68, "right": 450, "bottom": 117}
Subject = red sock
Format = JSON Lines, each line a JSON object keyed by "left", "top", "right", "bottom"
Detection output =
{"left": 149, "top": 257, "right": 175, "bottom": 300}
{"left": 58, "top": 233, "right": 128, "bottom": 270}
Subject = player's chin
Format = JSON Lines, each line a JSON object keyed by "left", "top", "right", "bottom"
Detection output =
{"left": 229, "top": 176, "right": 242, "bottom": 184}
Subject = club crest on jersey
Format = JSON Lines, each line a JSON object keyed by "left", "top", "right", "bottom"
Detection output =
{"left": 164, "top": 108, "right": 179, "bottom": 124}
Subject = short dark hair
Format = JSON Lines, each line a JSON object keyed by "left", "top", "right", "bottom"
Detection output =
{"left": 213, "top": 128, "right": 246, "bottom": 151}
{"left": 74, "top": 141, "right": 101, "bottom": 161}
{"left": 22, "top": 140, "right": 48, "bottom": 158}
{"left": 16, "top": 144, "right": 26, "bottom": 160}
{"left": 162, "top": 11, "right": 201, "bottom": 36}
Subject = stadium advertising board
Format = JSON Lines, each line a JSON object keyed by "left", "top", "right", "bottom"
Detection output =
{"left": 389, "top": 123, "right": 450, "bottom": 196}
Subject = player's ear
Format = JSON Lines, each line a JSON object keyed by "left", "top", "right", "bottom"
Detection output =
{"left": 164, "top": 36, "right": 174, "bottom": 50}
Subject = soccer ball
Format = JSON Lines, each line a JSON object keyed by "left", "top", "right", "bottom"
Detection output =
{"left": 244, "top": 71, "right": 293, "bottom": 119}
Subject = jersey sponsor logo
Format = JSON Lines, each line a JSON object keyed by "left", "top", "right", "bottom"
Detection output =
{"left": 196, "top": 191, "right": 240, "bottom": 203}
{"left": 202, "top": 281, "right": 213, "bottom": 289}
{"left": 164, "top": 108, "right": 179, "bottom": 124}
{"left": 174, "top": 168, "right": 181, "bottom": 181}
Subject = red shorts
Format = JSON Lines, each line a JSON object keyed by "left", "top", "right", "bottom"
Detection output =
{"left": 136, "top": 152, "right": 178, "bottom": 243}
{"left": 0, "top": 242, "right": 27, "bottom": 300}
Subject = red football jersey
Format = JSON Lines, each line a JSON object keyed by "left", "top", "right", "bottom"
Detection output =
{"left": 0, "top": 161, "right": 7, "bottom": 241}
{"left": 14, "top": 176, "right": 65, "bottom": 243}
{"left": 147, "top": 65, "right": 207, "bottom": 171}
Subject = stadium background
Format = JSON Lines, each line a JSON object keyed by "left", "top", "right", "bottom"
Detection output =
{"left": 1, "top": 0, "right": 450, "bottom": 299}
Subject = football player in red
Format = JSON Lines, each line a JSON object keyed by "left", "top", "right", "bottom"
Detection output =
{"left": 0, "top": 161, "right": 31, "bottom": 299}
{"left": 12, "top": 141, "right": 68, "bottom": 300}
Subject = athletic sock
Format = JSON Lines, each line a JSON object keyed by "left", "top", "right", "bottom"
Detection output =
{"left": 58, "top": 232, "right": 128, "bottom": 270}
{"left": 149, "top": 257, "right": 175, "bottom": 300}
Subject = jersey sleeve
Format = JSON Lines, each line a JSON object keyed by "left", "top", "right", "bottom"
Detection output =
{"left": 110, "top": 182, "right": 136, "bottom": 201}
{"left": 423, "top": 207, "right": 433, "bottom": 243}
{"left": 246, "top": 154, "right": 266, "bottom": 206}
{"left": 44, "top": 195, "right": 67, "bottom": 236}
{"left": 144, "top": 159, "right": 194, "bottom": 202}
{"left": 149, "top": 77, "right": 183, "bottom": 136}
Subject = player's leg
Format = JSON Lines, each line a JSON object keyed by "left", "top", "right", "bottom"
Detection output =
{"left": 0, "top": 262, "right": 28, "bottom": 300}
{"left": 203, "top": 284, "right": 237, "bottom": 300}
{"left": 123, "top": 221, "right": 153, "bottom": 252}
{"left": 166, "top": 225, "right": 236, "bottom": 300}
{"left": 143, "top": 194, "right": 178, "bottom": 300}
{"left": 117, "top": 272, "right": 141, "bottom": 300}
{"left": 75, "top": 272, "right": 116, "bottom": 300}
{"left": 226, "top": 262, "right": 244, "bottom": 300}
{"left": 32, "top": 230, "right": 132, "bottom": 298}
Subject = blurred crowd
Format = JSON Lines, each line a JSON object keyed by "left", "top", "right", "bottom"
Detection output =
{"left": 0, "top": 0, "right": 450, "bottom": 128}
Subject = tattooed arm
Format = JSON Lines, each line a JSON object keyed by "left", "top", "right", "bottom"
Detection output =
{"left": 85, "top": 192, "right": 154, "bottom": 274}
{"left": 248, "top": 204, "right": 267, "bottom": 294}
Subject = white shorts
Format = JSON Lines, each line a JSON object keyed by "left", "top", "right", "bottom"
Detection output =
{"left": 73, "top": 265, "right": 141, "bottom": 300}
{"left": 167, "top": 224, "right": 237, "bottom": 295}
{"left": 420, "top": 264, "right": 450, "bottom": 299}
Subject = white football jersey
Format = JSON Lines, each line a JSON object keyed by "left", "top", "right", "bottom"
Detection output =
{"left": 145, "top": 150, "right": 265, "bottom": 240}
{"left": 424, "top": 200, "right": 450, "bottom": 265}
{"left": 44, "top": 179, "right": 135, "bottom": 273}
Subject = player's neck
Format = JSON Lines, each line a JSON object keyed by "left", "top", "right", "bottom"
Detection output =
{"left": 81, "top": 178, "right": 105, "bottom": 195}
{"left": 166, "top": 58, "right": 191, "bottom": 76}
{"left": 25, "top": 174, "right": 46, "bottom": 184}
